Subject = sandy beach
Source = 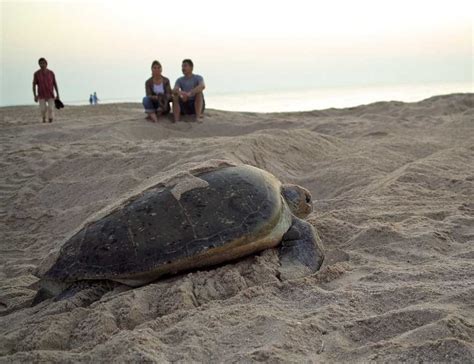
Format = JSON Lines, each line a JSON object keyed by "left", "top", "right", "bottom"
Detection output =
{"left": 0, "top": 93, "right": 473, "bottom": 362}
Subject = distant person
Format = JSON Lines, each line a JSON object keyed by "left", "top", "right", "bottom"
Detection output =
{"left": 172, "top": 59, "right": 205, "bottom": 122}
{"left": 89, "top": 94, "right": 93, "bottom": 105}
{"left": 32, "top": 57, "right": 60, "bottom": 123}
{"left": 142, "top": 60, "right": 172, "bottom": 123}
{"left": 93, "top": 92, "right": 99, "bottom": 105}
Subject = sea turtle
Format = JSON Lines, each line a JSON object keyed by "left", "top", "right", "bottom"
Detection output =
{"left": 34, "top": 164, "right": 324, "bottom": 304}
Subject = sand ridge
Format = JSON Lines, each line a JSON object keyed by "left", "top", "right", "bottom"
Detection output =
{"left": 0, "top": 94, "right": 473, "bottom": 362}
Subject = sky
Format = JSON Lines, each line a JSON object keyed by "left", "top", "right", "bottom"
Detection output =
{"left": 1, "top": 0, "right": 472, "bottom": 106}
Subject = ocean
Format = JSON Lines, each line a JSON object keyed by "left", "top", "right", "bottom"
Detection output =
{"left": 62, "top": 81, "right": 472, "bottom": 112}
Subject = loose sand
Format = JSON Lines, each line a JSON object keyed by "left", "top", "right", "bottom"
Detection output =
{"left": 0, "top": 94, "right": 473, "bottom": 363}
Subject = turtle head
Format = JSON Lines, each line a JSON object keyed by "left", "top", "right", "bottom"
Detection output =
{"left": 281, "top": 184, "right": 313, "bottom": 218}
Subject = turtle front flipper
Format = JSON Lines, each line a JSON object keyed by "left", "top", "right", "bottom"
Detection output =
{"left": 278, "top": 217, "right": 324, "bottom": 280}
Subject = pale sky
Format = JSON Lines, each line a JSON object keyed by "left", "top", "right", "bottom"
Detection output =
{"left": 1, "top": 0, "right": 472, "bottom": 105}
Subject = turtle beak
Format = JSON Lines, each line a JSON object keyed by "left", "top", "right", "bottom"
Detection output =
{"left": 302, "top": 190, "right": 313, "bottom": 216}
{"left": 306, "top": 192, "right": 312, "bottom": 208}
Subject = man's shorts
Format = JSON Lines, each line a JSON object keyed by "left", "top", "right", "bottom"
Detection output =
{"left": 179, "top": 97, "right": 205, "bottom": 115}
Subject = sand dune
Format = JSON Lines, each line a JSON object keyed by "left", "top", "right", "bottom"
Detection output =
{"left": 0, "top": 93, "right": 473, "bottom": 363}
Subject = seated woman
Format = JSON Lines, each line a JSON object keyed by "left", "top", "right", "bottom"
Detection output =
{"left": 143, "top": 60, "right": 172, "bottom": 122}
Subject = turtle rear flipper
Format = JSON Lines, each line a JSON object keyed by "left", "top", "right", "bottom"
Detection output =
{"left": 278, "top": 217, "right": 324, "bottom": 280}
{"left": 31, "top": 278, "right": 67, "bottom": 306}
{"left": 32, "top": 280, "right": 121, "bottom": 307}
{"left": 32, "top": 287, "right": 54, "bottom": 306}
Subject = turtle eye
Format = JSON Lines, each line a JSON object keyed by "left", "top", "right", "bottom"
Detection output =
{"left": 305, "top": 194, "right": 311, "bottom": 203}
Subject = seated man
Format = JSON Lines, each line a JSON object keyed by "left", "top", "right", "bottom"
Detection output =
{"left": 172, "top": 59, "right": 205, "bottom": 122}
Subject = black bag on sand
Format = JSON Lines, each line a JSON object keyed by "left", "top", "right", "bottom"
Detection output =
{"left": 55, "top": 98, "right": 64, "bottom": 110}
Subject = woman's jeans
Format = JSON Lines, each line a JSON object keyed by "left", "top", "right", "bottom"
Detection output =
{"left": 142, "top": 96, "right": 170, "bottom": 114}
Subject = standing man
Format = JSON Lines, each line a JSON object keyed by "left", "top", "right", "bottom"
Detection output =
{"left": 172, "top": 59, "right": 205, "bottom": 122}
{"left": 33, "top": 58, "right": 59, "bottom": 123}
